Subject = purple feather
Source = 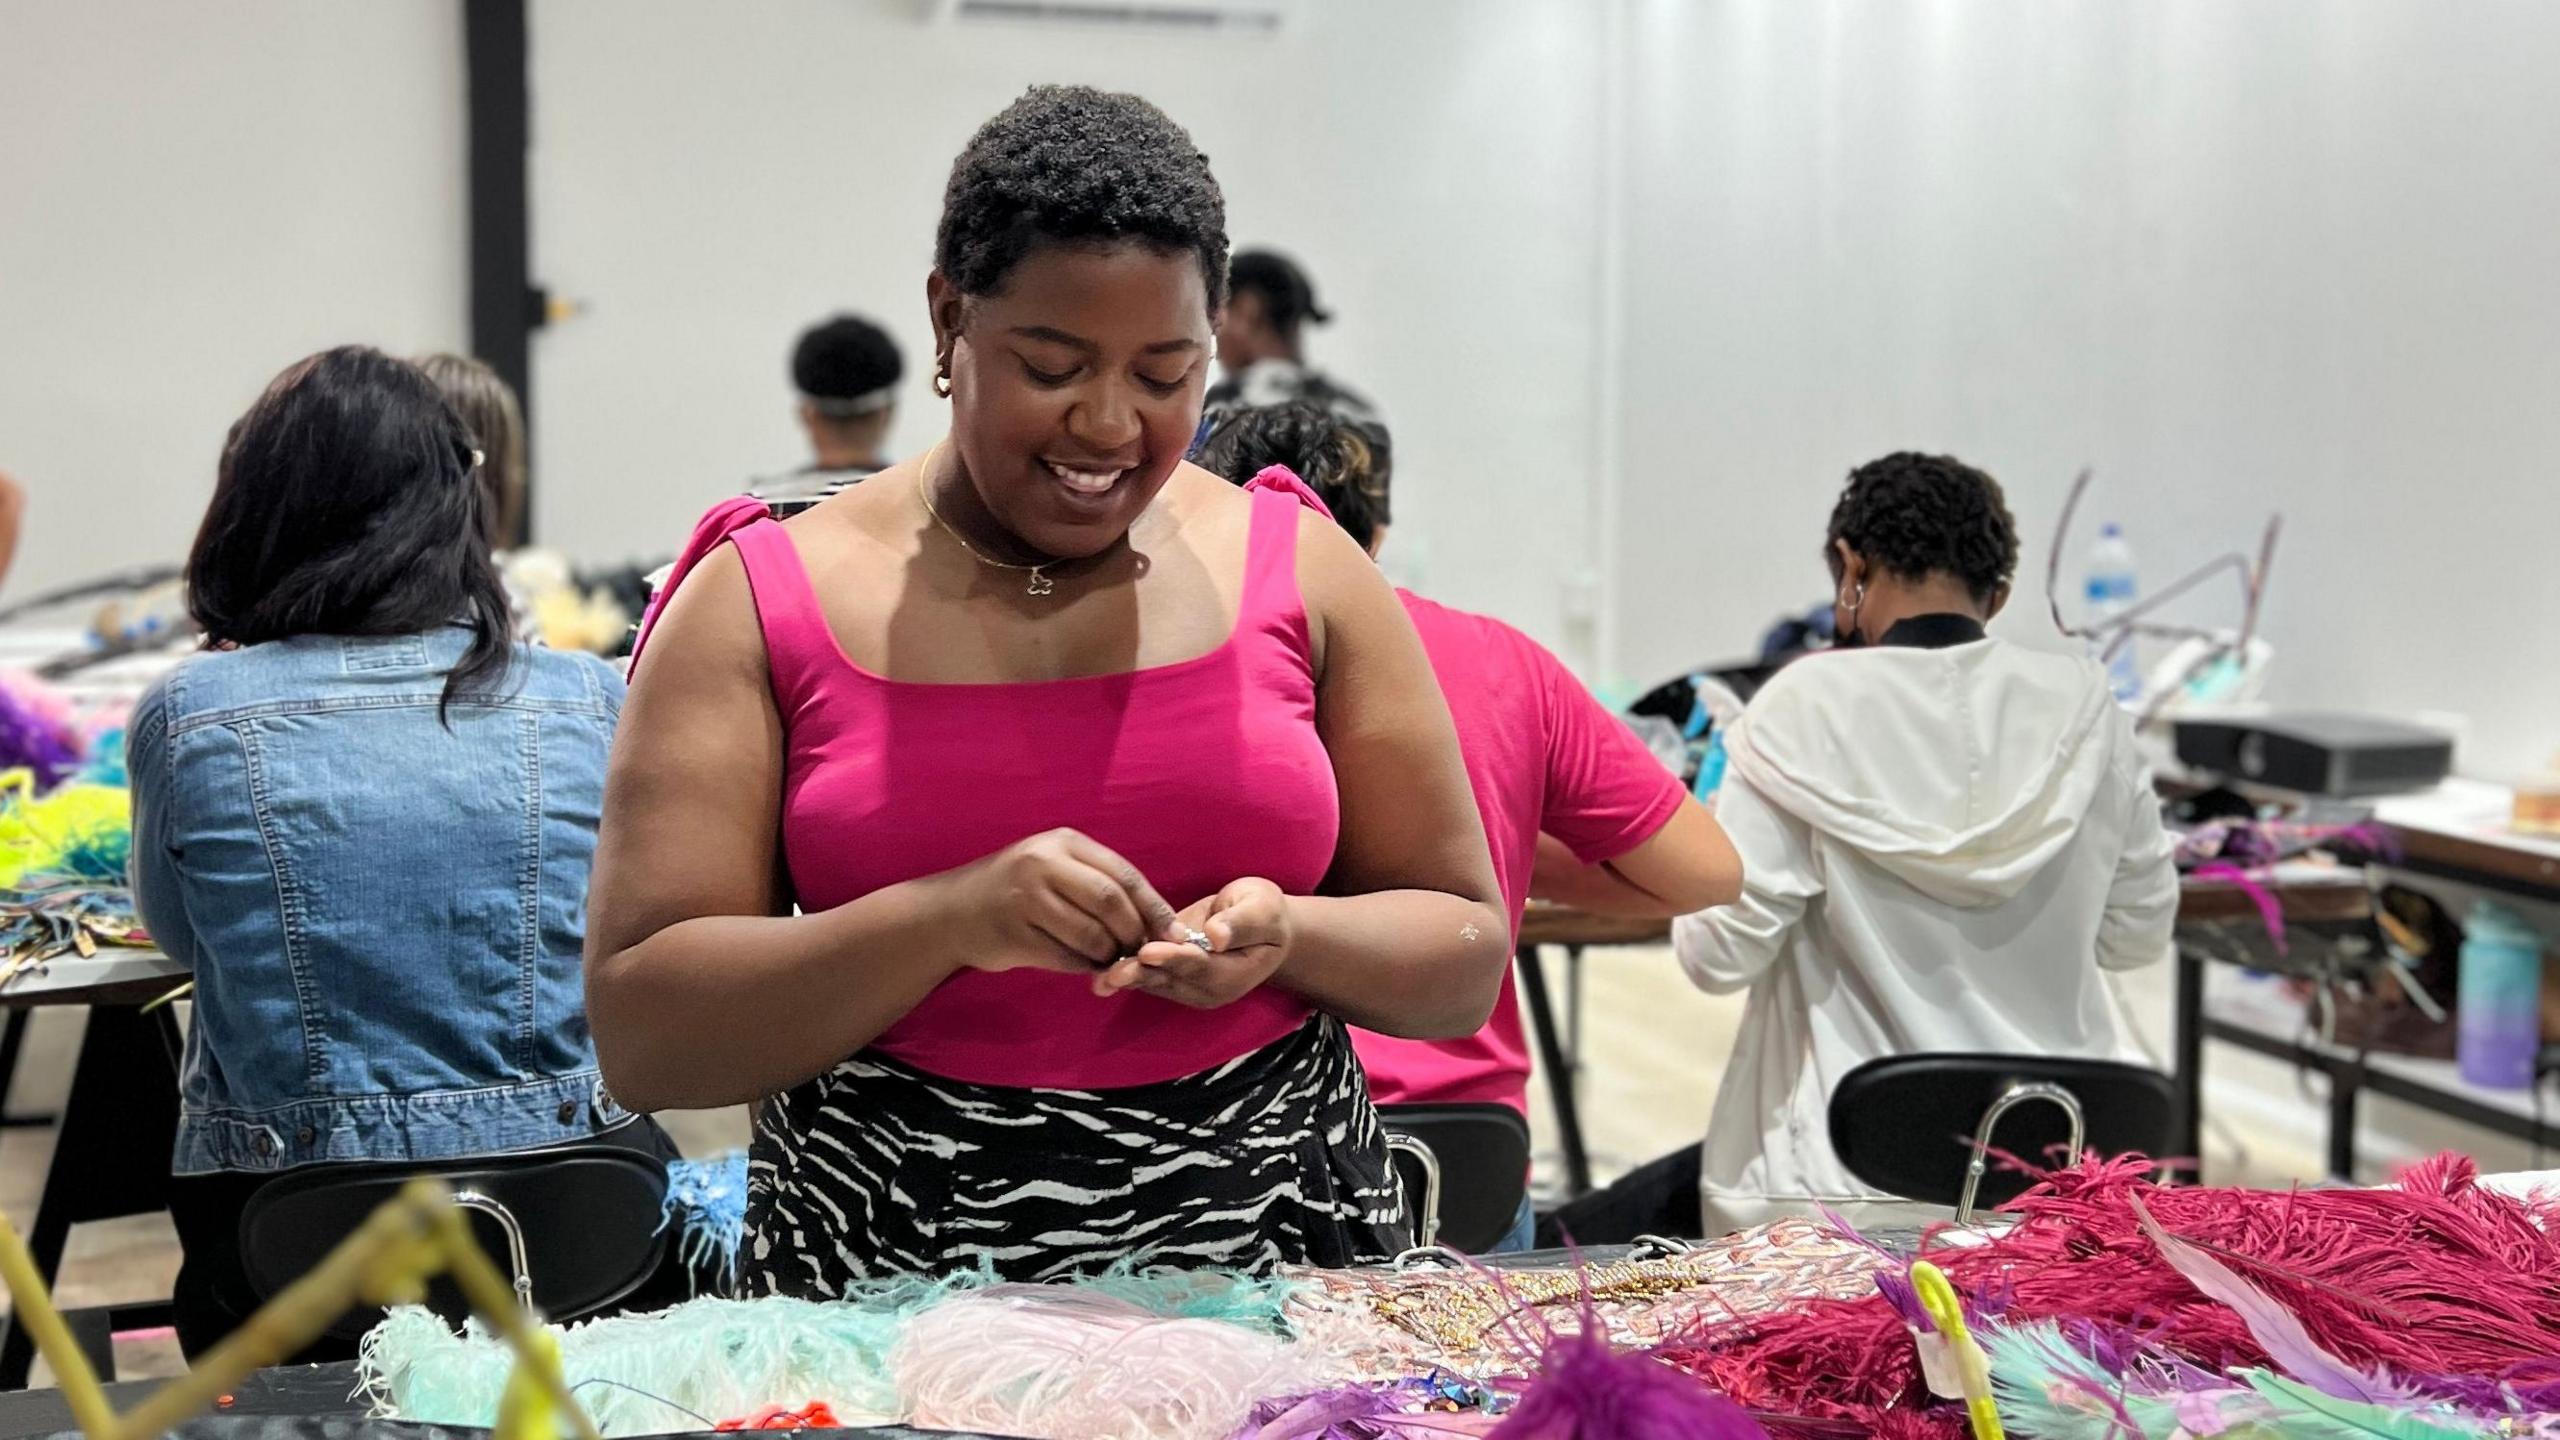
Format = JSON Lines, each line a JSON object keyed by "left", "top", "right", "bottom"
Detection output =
{"left": 1489, "top": 1323, "right": 1767, "bottom": 1440}
{"left": 1874, "top": 1270, "right": 1932, "bottom": 1328}
{"left": 1236, "top": 1380, "right": 1428, "bottom": 1437}
{"left": 0, "top": 683, "right": 80, "bottom": 792}
{"left": 2127, "top": 1192, "right": 2414, "bottom": 1407}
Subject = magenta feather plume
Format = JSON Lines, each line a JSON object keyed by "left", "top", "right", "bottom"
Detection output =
{"left": 2126, "top": 1192, "right": 2413, "bottom": 1407}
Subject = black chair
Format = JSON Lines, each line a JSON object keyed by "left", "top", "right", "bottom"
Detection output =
{"left": 238, "top": 1140, "right": 671, "bottom": 1345}
{"left": 1380, "top": 1103, "right": 1533, "bottom": 1253}
{"left": 1827, "top": 1053, "right": 2177, "bottom": 1223}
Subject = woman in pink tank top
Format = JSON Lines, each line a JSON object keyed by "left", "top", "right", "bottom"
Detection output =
{"left": 583, "top": 86, "right": 1507, "bottom": 1288}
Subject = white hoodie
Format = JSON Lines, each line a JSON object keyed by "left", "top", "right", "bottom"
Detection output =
{"left": 1672, "top": 631, "right": 2178, "bottom": 1229}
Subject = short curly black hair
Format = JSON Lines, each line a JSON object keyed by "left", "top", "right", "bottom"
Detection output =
{"left": 1825, "top": 451, "right": 2020, "bottom": 604}
{"left": 936, "top": 85, "right": 1228, "bottom": 314}
{"left": 791, "top": 314, "right": 903, "bottom": 412}
{"left": 1194, "top": 400, "right": 1390, "bottom": 551}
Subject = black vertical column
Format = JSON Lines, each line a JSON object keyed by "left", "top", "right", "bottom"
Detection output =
{"left": 464, "top": 0, "right": 538, "bottom": 545}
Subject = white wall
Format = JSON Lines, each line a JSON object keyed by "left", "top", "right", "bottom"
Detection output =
{"left": 1608, "top": 0, "right": 2560, "bottom": 779}
{"left": 524, "top": 0, "right": 1607, "bottom": 646}
{"left": 0, "top": 0, "right": 468, "bottom": 601}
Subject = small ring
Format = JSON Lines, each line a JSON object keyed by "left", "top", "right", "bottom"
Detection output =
{"left": 1182, "top": 928, "right": 1213, "bottom": 952}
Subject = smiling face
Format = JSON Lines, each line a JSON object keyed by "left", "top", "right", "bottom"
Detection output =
{"left": 931, "top": 242, "right": 1214, "bottom": 561}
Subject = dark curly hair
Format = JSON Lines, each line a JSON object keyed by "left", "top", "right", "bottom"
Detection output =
{"left": 936, "top": 85, "right": 1227, "bottom": 313}
{"left": 1824, "top": 451, "right": 2020, "bottom": 605}
{"left": 1194, "top": 401, "right": 1390, "bottom": 551}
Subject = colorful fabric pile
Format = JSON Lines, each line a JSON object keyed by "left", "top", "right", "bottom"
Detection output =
{"left": 0, "top": 707, "right": 148, "bottom": 988}
{"left": 357, "top": 1156, "right": 2560, "bottom": 1440}
{"left": 1674, "top": 1153, "right": 2560, "bottom": 1439}
{"left": 360, "top": 1264, "right": 1302, "bottom": 1438}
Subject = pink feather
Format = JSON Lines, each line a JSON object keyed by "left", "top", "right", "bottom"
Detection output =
{"left": 2125, "top": 1192, "right": 2411, "bottom": 1406}
{"left": 893, "top": 1284, "right": 1319, "bottom": 1440}
{"left": 1670, "top": 1152, "right": 2560, "bottom": 1435}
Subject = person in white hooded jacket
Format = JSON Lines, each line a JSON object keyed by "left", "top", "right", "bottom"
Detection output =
{"left": 1540, "top": 451, "right": 2178, "bottom": 1245}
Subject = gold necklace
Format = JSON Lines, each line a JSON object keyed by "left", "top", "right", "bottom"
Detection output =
{"left": 915, "top": 442, "right": 1058, "bottom": 597}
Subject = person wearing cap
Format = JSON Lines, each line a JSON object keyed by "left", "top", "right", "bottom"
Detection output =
{"left": 1207, "top": 251, "right": 1392, "bottom": 541}
{"left": 756, "top": 313, "right": 905, "bottom": 516}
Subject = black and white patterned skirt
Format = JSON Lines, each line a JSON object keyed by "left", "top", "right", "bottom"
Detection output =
{"left": 742, "top": 1016, "right": 1410, "bottom": 1294}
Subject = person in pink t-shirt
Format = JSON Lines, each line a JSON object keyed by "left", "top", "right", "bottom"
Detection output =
{"left": 1197, "top": 401, "right": 1744, "bottom": 1250}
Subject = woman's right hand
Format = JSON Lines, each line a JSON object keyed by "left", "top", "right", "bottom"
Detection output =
{"left": 935, "top": 828, "right": 1187, "bottom": 975}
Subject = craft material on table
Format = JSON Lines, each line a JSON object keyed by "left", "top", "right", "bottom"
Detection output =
{"left": 0, "top": 733, "right": 153, "bottom": 993}
{"left": 364, "top": 1223, "right": 1880, "bottom": 1440}
{"left": 0, "top": 772, "right": 131, "bottom": 889}
{"left": 1674, "top": 1152, "right": 2560, "bottom": 1440}
{"left": 0, "top": 881, "right": 152, "bottom": 993}
{"left": 363, "top": 1265, "right": 1301, "bottom": 1440}
{"left": 895, "top": 1286, "right": 1318, "bottom": 1440}
{"left": 1279, "top": 1219, "right": 1884, "bottom": 1383}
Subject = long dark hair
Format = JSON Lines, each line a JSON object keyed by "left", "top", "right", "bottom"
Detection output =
{"left": 186, "top": 346, "right": 515, "bottom": 710}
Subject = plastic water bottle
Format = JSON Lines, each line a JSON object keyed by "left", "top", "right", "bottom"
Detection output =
{"left": 2083, "top": 523, "right": 2142, "bottom": 702}
{"left": 2457, "top": 901, "right": 2545, "bottom": 1090}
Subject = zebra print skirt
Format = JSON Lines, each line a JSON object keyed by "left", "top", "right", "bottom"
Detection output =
{"left": 741, "top": 1017, "right": 1410, "bottom": 1294}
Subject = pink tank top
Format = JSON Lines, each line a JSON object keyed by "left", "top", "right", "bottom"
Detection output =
{"left": 645, "top": 481, "right": 1338, "bottom": 1089}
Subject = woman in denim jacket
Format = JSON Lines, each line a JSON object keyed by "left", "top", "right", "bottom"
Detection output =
{"left": 127, "top": 347, "right": 651, "bottom": 1355}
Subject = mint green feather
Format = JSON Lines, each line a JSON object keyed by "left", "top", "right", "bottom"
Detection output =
{"left": 2235, "top": 1370, "right": 2483, "bottom": 1440}
{"left": 1984, "top": 1320, "right": 2149, "bottom": 1440}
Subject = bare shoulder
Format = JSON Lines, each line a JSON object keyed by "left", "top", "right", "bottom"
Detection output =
{"left": 1159, "top": 460, "right": 1256, "bottom": 530}
{"left": 790, "top": 458, "right": 927, "bottom": 549}
{"left": 633, "top": 542, "right": 767, "bottom": 693}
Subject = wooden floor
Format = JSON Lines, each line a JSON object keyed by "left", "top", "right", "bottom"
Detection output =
{"left": 0, "top": 946, "right": 2529, "bottom": 1389}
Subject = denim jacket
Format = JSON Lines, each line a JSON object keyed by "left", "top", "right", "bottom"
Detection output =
{"left": 127, "top": 629, "right": 630, "bottom": 1175}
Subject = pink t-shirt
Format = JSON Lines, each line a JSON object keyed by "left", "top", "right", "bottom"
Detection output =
{"left": 636, "top": 483, "right": 1338, "bottom": 1090}
{"left": 1354, "top": 594, "right": 1687, "bottom": 1114}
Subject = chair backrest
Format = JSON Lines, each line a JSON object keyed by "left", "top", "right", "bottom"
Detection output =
{"left": 1827, "top": 1053, "right": 2176, "bottom": 1211}
{"left": 1379, "top": 1103, "right": 1533, "bottom": 1254}
{"left": 238, "top": 1143, "right": 670, "bottom": 1343}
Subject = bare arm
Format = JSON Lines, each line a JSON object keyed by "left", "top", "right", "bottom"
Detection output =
{"left": 1277, "top": 513, "right": 1509, "bottom": 1038}
{"left": 1529, "top": 798, "right": 1743, "bottom": 918}
{"left": 582, "top": 548, "right": 959, "bottom": 1110}
{"left": 583, "top": 546, "right": 1182, "bottom": 1111}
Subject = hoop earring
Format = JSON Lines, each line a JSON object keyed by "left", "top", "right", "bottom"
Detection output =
{"left": 932, "top": 357, "right": 953, "bottom": 399}
{"left": 1840, "top": 582, "right": 1866, "bottom": 642}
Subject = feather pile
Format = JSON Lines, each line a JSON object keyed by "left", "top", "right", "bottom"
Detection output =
{"left": 1672, "top": 1153, "right": 2560, "bottom": 1438}
{"left": 360, "top": 1262, "right": 1300, "bottom": 1437}
{"left": 895, "top": 1285, "right": 1318, "bottom": 1440}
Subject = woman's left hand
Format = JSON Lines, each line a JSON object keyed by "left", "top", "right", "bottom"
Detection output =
{"left": 1094, "top": 878, "right": 1290, "bottom": 1009}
